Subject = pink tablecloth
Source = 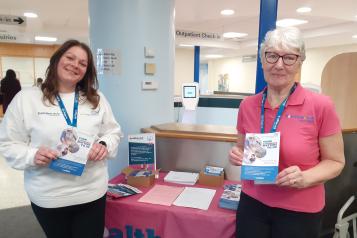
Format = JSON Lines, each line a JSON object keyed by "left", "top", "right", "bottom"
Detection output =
{"left": 104, "top": 172, "right": 236, "bottom": 238}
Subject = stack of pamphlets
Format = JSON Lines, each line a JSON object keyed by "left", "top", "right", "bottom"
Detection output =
{"left": 204, "top": 166, "right": 224, "bottom": 176}
{"left": 129, "top": 170, "right": 154, "bottom": 177}
{"left": 107, "top": 183, "right": 142, "bottom": 199}
{"left": 164, "top": 171, "right": 199, "bottom": 185}
{"left": 219, "top": 184, "right": 242, "bottom": 210}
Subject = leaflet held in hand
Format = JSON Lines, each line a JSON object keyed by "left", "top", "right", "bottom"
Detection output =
{"left": 49, "top": 128, "right": 95, "bottom": 176}
{"left": 241, "top": 132, "right": 280, "bottom": 183}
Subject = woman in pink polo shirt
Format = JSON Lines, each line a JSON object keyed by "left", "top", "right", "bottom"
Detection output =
{"left": 229, "top": 27, "right": 345, "bottom": 238}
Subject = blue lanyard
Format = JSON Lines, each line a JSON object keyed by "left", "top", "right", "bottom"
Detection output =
{"left": 260, "top": 83, "right": 297, "bottom": 133}
{"left": 55, "top": 90, "right": 79, "bottom": 127}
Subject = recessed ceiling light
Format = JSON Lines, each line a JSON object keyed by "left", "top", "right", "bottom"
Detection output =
{"left": 352, "top": 34, "right": 357, "bottom": 39}
{"left": 178, "top": 44, "right": 194, "bottom": 47}
{"left": 276, "top": 19, "right": 308, "bottom": 27}
{"left": 220, "top": 9, "right": 235, "bottom": 16}
{"left": 296, "top": 7, "right": 312, "bottom": 13}
{"left": 223, "top": 32, "right": 248, "bottom": 38}
{"left": 24, "top": 12, "right": 38, "bottom": 18}
{"left": 205, "top": 54, "right": 223, "bottom": 59}
{"left": 35, "top": 36, "right": 57, "bottom": 42}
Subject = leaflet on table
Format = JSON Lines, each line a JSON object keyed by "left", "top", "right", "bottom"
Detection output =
{"left": 241, "top": 132, "right": 280, "bottom": 183}
{"left": 49, "top": 128, "right": 95, "bottom": 176}
{"left": 204, "top": 165, "right": 224, "bottom": 176}
{"left": 219, "top": 184, "right": 242, "bottom": 210}
{"left": 107, "top": 183, "right": 142, "bottom": 199}
{"left": 128, "top": 133, "right": 156, "bottom": 171}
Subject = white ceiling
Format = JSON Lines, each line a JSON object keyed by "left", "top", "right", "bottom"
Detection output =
{"left": 0, "top": 0, "right": 357, "bottom": 58}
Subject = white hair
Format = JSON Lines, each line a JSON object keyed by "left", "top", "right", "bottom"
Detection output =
{"left": 259, "top": 27, "right": 306, "bottom": 62}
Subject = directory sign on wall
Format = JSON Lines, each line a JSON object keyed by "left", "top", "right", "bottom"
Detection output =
{"left": 96, "top": 48, "right": 121, "bottom": 75}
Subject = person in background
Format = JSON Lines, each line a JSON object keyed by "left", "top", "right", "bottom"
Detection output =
{"left": 229, "top": 27, "right": 345, "bottom": 238}
{"left": 0, "top": 69, "right": 21, "bottom": 114}
{"left": 35, "top": 77, "right": 43, "bottom": 87}
{"left": 0, "top": 40, "right": 122, "bottom": 238}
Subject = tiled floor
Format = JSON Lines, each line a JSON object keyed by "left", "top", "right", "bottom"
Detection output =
{"left": 0, "top": 155, "right": 30, "bottom": 209}
{"left": 0, "top": 143, "right": 45, "bottom": 237}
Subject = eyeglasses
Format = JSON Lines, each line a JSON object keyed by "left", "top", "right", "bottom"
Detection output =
{"left": 265, "top": 52, "right": 300, "bottom": 66}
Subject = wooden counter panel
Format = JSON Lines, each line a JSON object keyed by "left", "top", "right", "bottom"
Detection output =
{"left": 142, "top": 123, "right": 237, "bottom": 142}
{"left": 142, "top": 123, "right": 356, "bottom": 142}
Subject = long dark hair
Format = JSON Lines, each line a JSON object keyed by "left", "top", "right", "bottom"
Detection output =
{"left": 4, "top": 69, "right": 17, "bottom": 80}
{"left": 41, "top": 39, "right": 99, "bottom": 108}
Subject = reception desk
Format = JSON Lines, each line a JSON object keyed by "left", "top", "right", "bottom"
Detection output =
{"left": 142, "top": 123, "right": 241, "bottom": 181}
{"left": 105, "top": 173, "right": 236, "bottom": 238}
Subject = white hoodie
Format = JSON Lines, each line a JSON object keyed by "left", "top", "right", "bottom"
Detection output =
{"left": 0, "top": 87, "right": 122, "bottom": 208}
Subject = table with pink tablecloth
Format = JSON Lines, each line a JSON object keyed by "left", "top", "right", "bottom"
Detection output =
{"left": 104, "top": 172, "right": 236, "bottom": 238}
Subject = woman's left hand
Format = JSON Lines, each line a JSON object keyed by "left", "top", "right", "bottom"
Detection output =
{"left": 276, "top": 166, "right": 307, "bottom": 189}
{"left": 88, "top": 143, "right": 108, "bottom": 161}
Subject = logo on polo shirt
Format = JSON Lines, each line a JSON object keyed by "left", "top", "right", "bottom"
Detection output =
{"left": 286, "top": 114, "right": 314, "bottom": 123}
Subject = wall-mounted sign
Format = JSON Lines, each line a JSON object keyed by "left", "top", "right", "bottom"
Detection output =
{"left": 96, "top": 48, "right": 121, "bottom": 75}
{"left": 0, "top": 33, "right": 17, "bottom": 41}
{"left": 0, "top": 32, "right": 31, "bottom": 43}
{"left": 0, "top": 15, "right": 26, "bottom": 26}
{"left": 176, "top": 29, "right": 221, "bottom": 40}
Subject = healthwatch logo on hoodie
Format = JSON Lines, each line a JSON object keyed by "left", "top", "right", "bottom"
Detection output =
{"left": 104, "top": 226, "right": 161, "bottom": 238}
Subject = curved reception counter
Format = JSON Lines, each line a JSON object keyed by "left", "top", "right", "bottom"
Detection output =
{"left": 141, "top": 122, "right": 241, "bottom": 181}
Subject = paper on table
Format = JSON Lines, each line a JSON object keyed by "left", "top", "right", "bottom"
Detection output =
{"left": 164, "top": 171, "right": 199, "bottom": 185}
{"left": 138, "top": 184, "right": 185, "bottom": 206}
{"left": 173, "top": 187, "right": 216, "bottom": 210}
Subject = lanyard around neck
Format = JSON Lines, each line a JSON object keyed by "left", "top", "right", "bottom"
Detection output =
{"left": 55, "top": 90, "right": 79, "bottom": 127}
{"left": 260, "top": 83, "right": 297, "bottom": 133}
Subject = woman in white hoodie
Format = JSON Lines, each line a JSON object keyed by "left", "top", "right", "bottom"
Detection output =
{"left": 0, "top": 39, "right": 122, "bottom": 238}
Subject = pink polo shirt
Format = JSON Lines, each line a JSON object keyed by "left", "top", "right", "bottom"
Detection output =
{"left": 237, "top": 84, "right": 341, "bottom": 213}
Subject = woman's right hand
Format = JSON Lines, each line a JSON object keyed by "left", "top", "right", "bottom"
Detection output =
{"left": 229, "top": 145, "right": 243, "bottom": 166}
{"left": 34, "top": 147, "right": 59, "bottom": 166}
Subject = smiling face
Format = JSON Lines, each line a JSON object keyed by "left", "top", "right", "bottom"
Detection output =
{"left": 262, "top": 47, "right": 302, "bottom": 90}
{"left": 57, "top": 46, "right": 88, "bottom": 92}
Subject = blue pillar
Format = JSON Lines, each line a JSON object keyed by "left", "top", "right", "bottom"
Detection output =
{"left": 255, "top": 0, "right": 278, "bottom": 94}
{"left": 194, "top": 46, "right": 200, "bottom": 83}
{"left": 88, "top": 0, "right": 175, "bottom": 177}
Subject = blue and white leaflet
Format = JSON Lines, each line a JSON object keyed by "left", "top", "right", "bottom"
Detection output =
{"left": 49, "top": 128, "right": 95, "bottom": 176}
{"left": 241, "top": 132, "right": 280, "bottom": 183}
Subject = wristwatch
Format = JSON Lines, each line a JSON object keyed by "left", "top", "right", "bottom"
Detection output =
{"left": 99, "top": 141, "right": 107, "bottom": 147}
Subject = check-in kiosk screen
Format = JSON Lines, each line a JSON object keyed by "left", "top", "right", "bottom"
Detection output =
{"left": 183, "top": 86, "right": 196, "bottom": 98}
